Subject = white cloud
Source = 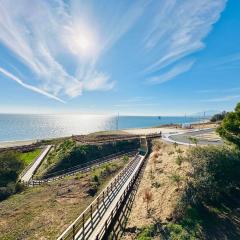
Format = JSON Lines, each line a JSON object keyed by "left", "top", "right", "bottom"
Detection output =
{"left": 0, "top": 0, "right": 145, "bottom": 101}
{"left": 147, "top": 61, "right": 194, "bottom": 84}
{"left": 143, "top": 0, "right": 227, "bottom": 77}
{"left": 198, "top": 87, "right": 240, "bottom": 94}
{"left": 82, "top": 72, "right": 115, "bottom": 91}
{"left": 0, "top": 0, "right": 227, "bottom": 102}
{"left": 0, "top": 68, "right": 65, "bottom": 103}
{"left": 201, "top": 95, "right": 240, "bottom": 102}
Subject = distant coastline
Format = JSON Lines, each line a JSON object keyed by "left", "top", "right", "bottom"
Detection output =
{"left": 0, "top": 114, "right": 208, "bottom": 144}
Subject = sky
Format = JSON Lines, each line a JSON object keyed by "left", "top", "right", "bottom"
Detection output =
{"left": 0, "top": 0, "right": 239, "bottom": 116}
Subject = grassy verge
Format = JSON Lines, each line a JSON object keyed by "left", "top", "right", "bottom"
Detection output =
{"left": 35, "top": 139, "right": 138, "bottom": 179}
{"left": 0, "top": 155, "right": 130, "bottom": 240}
{"left": 18, "top": 148, "right": 42, "bottom": 166}
{"left": 0, "top": 148, "right": 41, "bottom": 201}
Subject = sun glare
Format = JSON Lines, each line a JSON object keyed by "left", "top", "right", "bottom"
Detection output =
{"left": 66, "top": 23, "right": 98, "bottom": 59}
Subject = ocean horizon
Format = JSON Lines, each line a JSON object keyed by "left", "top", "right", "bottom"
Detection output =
{"left": 0, "top": 114, "right": 206, "bottom": 142}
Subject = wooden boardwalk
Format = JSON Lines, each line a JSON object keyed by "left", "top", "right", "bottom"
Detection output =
{"left": 57, "top": 138, "right": 148, "bottom": 240}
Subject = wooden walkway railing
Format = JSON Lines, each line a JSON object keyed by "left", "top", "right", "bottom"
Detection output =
{"left": 29, "top": 150, "right": 137, "bottom": 186}
{"left": 57, "top": 137, "right": 148, "bottom": 240}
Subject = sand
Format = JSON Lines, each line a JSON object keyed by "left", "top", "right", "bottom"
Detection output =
{"left": 0, "top": 139, "right": 37, "bottom": 148}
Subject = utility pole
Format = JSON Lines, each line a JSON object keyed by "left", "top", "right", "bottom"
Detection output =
{"left": 116, "top": 112, "right": 119, "bottom": 130}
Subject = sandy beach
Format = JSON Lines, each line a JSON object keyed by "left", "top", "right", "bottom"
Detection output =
{"left": 0, "top": 139, "right": 37, "bottom": 148}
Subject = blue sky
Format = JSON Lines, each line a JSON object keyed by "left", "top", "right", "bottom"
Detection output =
{"left": 0, "top": 0, "right": 239, "bottom": 116}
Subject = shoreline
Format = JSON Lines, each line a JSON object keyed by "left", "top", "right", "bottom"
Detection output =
{"left": 0, "top": 120, "right": 214, "bottom": 149}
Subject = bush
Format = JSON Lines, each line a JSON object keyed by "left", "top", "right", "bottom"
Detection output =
{"left": 122, "top": 155, "right": 129, "bottom": 163}
{"left": 210, "top": 111, "right": 227, "bottom": 122}
{"left": 186, "top": 146, "right": 240, "bottom": 204}
{"left": 166, "top": 223, "right": 195, "bottom": 240}
{"left": 45, "top": 139, "right": 139, "bottom": 175}
{"left": 137, "top": 225, "right": 156, "bottom": 240}
{"left": 217, "top": 103, "right": 240, "bottom": 147}
{"left": 176, "top": 155, "right": 184, "bottom": 166}
{"left": 0, "top": 151, "right": 24, "bottom": 200}
{"left": 92, "top": 174, "right": 100, "bottom": 183}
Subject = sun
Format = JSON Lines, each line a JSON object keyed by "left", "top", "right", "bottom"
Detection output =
{"left": 66, "top": 23, "right": 98, "bottom": 59}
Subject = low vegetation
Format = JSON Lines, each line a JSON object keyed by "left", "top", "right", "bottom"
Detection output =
{"left": 18, "top": 148, "right": 42, "bottom": 165}
{"left": 0, "top": 154, "right": 131, "bottom": 239}
{"left": 0, "top": 148, "right": 41, "bottom": 201}
{"left": 210, "top": 111, "right": 227, "bottom": 122}
{"left": 123, "top": 103, "right": 240, "bottom": 240}
{"left": 217, "top": 103, "right": 240, "bottom": 147}
{"left": 36, "top": 139, "right": 138, "bottom": 178}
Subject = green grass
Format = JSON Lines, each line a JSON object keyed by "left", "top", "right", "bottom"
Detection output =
{"left": 0, "top": 155, "right": 130, "bottom": 239}
{"left": 18, "top": 148, "right": 42, "bottom": 166}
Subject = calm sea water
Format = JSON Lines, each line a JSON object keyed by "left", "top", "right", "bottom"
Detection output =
{"left": 0, "top": 114, "right": 203, "bottom": 142}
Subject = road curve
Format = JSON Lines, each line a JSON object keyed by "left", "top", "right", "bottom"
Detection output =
{"left": 163, "top": 128, "right": 223, "bottom": 146}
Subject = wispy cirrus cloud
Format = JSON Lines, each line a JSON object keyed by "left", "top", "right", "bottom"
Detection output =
{"left": 198, "top": 87, "right": 240, "bottom": 94}
{"left": 143, "top": 0, "right": 227, "bottom": 83}
{"left": 0, "top": 0, "right": 146, "bottom": 101}
{"left": 0, "top": 68, "right": 65, "bottom": 103}
{"left": 201, "top": 95, "right": 240, "bottom": 103}
{"left": 147, "top": 61, "right": 194, "bottom": 84}
{"left": 0, "top": 0, "right": 227, "bottom": 102}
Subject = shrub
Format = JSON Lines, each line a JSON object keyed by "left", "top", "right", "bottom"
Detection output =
{"left": 176, "top": 148, "right": 184, "bottom": 154}
{"left": 186, "top": 146, "right": 240, "bottom": 204}
{"left": 169, "top": 173, "right": 183, "bottom": 189}
{"left": 137, "top": 225, "right": 155, "bottom": 240}
{"left": 166, "top": 223, "right": 194, "bottom": 240}
{"left": 152, "top": 181, "right": 161, "bottom": 188}
{"left": 92, "top": 174, "right": 100, "bottom": 183}
{"left": 188, "top": 137, "right": 198, "bottom": 146}
{"left": 173, "top": 142, "right": 178, "bottom": 149}
{"left": 176, "top": 155, "right": 184, "bottom": 166}
{"left": 86, "top": 183, "right": 98, "bottom": 196}
{"left": 210, "top": 111, "right": 227, "bottom": 122}
{"left": 217, "top": 103, "right": 240, "bottom": 148}
{"left": 45, "top": 139, "right": 139, "bottom": 175}
{"left": 0, "top": 151, "right": 24, "bottom": 200}
{"left": 122, "top": 155, "right": 129, "bottom": 163}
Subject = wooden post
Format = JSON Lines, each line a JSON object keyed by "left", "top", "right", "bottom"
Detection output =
{"left": 91, "top": 205, "right": 93, "bottom": 223}
{"left": 105, "top": 220, "right": 107, "bottom": 231}
{"left": 72, "top": 224, "right": 75, "bottom": 240}
{"left": 82, "top": 213, "right": 85, "bottom": 239}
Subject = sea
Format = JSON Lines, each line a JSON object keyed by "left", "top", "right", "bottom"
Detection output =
{"left": 0, "top": 114, "right": 204, "bottom": 142}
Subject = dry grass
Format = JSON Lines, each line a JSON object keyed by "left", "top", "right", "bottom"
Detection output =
{"left": 122, "top": 140, "right": 190, "bottom": 239}
{"left": 0, "top": 156, "right": 131, "bottom": 240}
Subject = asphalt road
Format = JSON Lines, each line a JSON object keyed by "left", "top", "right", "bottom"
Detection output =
{"left": 169, "top": 128, "right": 223, "bottom": 145}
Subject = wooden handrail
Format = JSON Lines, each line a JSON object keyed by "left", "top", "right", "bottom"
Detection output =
{"left": 29, "top": 151, "right": 137, "bottom": 186}
{"left": 57, "top": 137, "right": 148, "bottom": 240}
